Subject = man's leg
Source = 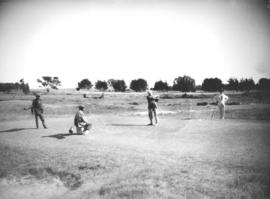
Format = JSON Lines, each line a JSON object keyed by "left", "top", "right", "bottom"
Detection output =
{"left": 80, "top": 123, "right": 91, "bottom": 135}
{"left": 221, "top": 105, "right": 225, "bottom": 119}
{"left": 218, "top": 104, "right": 225, "bottom": 119}
{"left": 148, "top": 109, "right": 153, "bottom": 125}
{"left": 76, "top": 126, "right": 83, "bottom": 134}
{"left": 218, "top": 105, "right": 221, "bottom": 119}
{"left": 153, "top": 108, "right": 158, "bottom": 124}
{"left": 84, "top": 123, "right": 92, "bottom": 131}
{"left": 35, "top": 114, "right": 39, "bottom": 128}
{"left": 38, "top": 113, "right": 47, "bottom": 128}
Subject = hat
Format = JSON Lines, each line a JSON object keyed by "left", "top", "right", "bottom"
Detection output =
{"left": 78, "top": 105, "right": 85, "bottom": 109}
{"left": 219, "top": 88, "right": 224, "bottom": 93}
{"left": 35, "top": 94, "right": 40, "bottom": 97}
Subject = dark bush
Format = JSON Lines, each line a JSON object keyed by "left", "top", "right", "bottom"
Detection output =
{"left": 108, "top": 79, "right": 127, "bottom": 92}
{"left": 0, "top": 78, "right": 30, "bottom": 94}
{"left": 77, "top": 79, "right": 93, "bottom": 90}
{"left": 95, "top": 80, "right": 108, "bottom": 91}
{"left": 258, "top": 78, "right": 270, "bottom": 90}
{"left": 153, "top": 80, "right": 169, "bottom": 91}
{"left": 173, "top": 76, "right": 196, "bottom": 92}
{"left": 197, "top": 102, "right": 208, "bottom": 106}
{"left": 202, "top": 78, "right": 223, "bottom": 92}
{"left": 227, "top": 78, "right": 239, "bottom": 90}
{"left": 130, "top": 78, "right": 148, "bottom": 92}
{"left": 239, "top": 78, "right": 255, "bottom": 91}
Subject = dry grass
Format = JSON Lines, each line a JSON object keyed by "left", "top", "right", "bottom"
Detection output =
{"left": 0, "top": 90, "right": 270, "bottom": 121}
{"left": 0, "top": 90, "right": 270, "bottom": 198}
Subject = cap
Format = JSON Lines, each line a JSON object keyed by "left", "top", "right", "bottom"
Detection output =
{"left": 219, "top": 88, "right": 224, "bottom": 93}
{"left": 78, "top": 105, "right": 85, "bottom": 109}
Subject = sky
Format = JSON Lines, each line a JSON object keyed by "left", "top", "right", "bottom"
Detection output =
{"left": 0, "top": 0, "right": 269, "bottom": 88}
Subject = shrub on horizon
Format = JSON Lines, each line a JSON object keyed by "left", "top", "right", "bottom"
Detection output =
{"left": 130, "top": 78, "right": 148, "bottom": 92}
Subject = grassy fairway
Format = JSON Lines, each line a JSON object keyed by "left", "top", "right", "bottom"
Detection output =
{"left": 0, "top": 91, "right": 269, "bottom": 198}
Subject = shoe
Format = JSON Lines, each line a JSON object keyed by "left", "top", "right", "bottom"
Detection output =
{"left": 147, "top": 123, "right": 153, "bottom": 126}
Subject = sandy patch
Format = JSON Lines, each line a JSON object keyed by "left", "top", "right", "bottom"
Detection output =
{"left": 0, "top": 176, "right": 68, "bottom": 199}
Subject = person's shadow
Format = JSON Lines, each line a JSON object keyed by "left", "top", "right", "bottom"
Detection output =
{"left": 109, "top": 124, "right": 147, "bottom": 127}
{"left": 0, "top": 128, "right": 35, "bottom": 133}
{"left": 42, "top": 133, "right": 82, "bottom": 140}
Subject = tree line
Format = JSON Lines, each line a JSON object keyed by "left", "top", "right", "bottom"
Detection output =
{"left": 75, "top": 76, "right": 270, "bottom": 92}
{"left": 0, "top": 79, "right": 30, "bottom": 94}
{"left": 1, "top": 76, "right": 270, "bottom": 93}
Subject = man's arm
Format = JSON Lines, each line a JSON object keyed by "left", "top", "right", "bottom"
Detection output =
{"left": 39, "top": 100, "right": 44, "bottom": 113}
{"left": 79, "top": 111, "right": 88, "bottom": 123}
{"left": 81, "top": 115, "right": 89, "bottom": 123}
{"left": 224, "top": 94, "right": 229, "bottom": 102}
{"left": 213, "top": 95, "right": 219, "bottom": 103}
{"left": 23, "top": 106, "right": 34, "bottom": 114}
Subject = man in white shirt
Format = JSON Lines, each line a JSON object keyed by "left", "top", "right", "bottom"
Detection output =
{"left": 214, "top": 88, "right": 229, "bottom": 119}
{"left": 74, "top": 105, "right": 91, "bottom": 134}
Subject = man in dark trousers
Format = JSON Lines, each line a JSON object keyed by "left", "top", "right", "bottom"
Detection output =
{"left": 32, "top": 94, "right": 47, "bottom": 129}
{"left": 146, "top": 91, "right": 159, "bottom": 126}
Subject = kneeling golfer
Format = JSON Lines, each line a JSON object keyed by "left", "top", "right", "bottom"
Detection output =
{"left": 146, "top": 91, "right": 159, "bottom": 126}
{"left": 73, "top": 105, "right": 92, "bottom": 134}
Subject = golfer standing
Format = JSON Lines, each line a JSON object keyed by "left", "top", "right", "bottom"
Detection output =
{"left": 32, "top": 94, "right": 47, "bottom": 129}
{"left": 214, "top": 88, "right": 229, "bottom": 119}
{"left": 146, "top": 91, "right": 159, "bottom": 125}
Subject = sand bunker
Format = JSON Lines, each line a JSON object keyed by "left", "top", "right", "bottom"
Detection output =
{"left": 0, "top": 168, "right": 83, "bottom": 199}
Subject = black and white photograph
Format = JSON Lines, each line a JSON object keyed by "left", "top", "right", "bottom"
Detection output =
{"left": 0, "top": 0, "right": 270, "bottom": 198}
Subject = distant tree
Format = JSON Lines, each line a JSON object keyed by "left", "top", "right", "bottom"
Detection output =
{"left": 0, "top": 79, "right": 30, "bottom": 94}
{"left": 37, "top": 76, "right": 61, "bottom": 92}
{"left": 168, "top": 86, "right": 173, "bottom": 91}
{"left": 202, "top": 78, "right": 223, "bottom": 92}
{"left": 77, "top": 79, "right": 93, "bottom": 90}
{"left": 227, "top": 78, "right": 239, "bottom": 90}
{"left": 0, "top": 83, "right": 16, "bottom": 92}
{"left": 173, "top": 76, "right": 196, "bottom": 92}
{"left": 196, "top": 85, "right": 202, "bottom": 90}
{"left": 257, "top": 78, "right": 270, "bottom": 90}
{"left": 130, "top": 78, "right": 148, "bottom": 92}
{"left": 19, "top": 78, "right": 30, "bottom": 94}
{"left": 108, "top": 79, "right": 127, "bottom": 92}
{"left": 95, "top": 80, "right": 108, "bottom": 91}
{"left": 153, "top": 80, "right": 169, "bottom": 91}
{"left": 239, "top": 78, "right": 255, "bottom": 91}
